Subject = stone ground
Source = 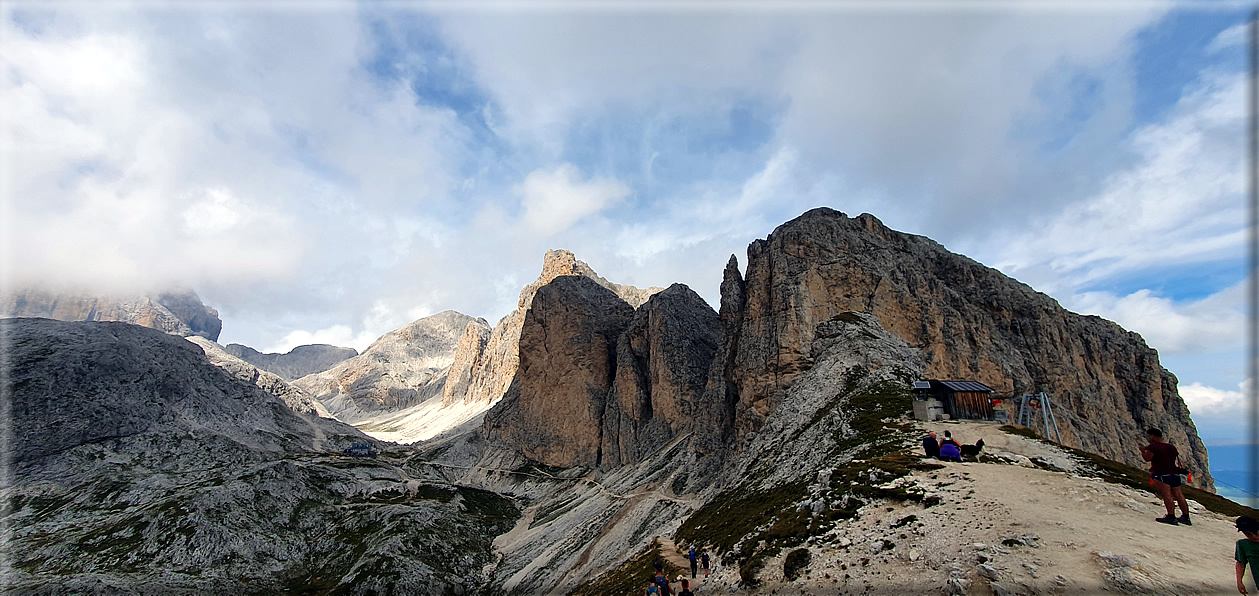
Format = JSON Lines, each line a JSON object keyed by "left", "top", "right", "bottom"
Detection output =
{"left": 667, "top": 421, "right": 1240, "bottom": 595}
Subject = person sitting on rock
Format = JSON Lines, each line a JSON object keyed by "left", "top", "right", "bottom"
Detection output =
{"left": 942, "top": 430, "right": 961, "bottom": 449}
{"left": 922, "top": 431, "right": 940, "bottom": 458}
{"left": 938, "top": 440, "right": 962, "bottom": 462}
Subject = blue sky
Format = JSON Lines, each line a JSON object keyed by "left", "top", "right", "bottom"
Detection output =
{"left": 1, "top": 2, "right": 1251, "bottom": 482}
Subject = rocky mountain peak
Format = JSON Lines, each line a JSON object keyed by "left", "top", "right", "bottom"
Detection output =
{"left": 449, "top": 250, "right": 665, "bottom": 411}
{"left": 711, "top": 207, "right": 1212, "bottom": 488}
{"left": 293, "top": 310, "right": 480, "bottom": 423}
{"left": 483, "top": 277, "right": 720, "bottom": 469}
{"left": 518, "top": 249, "right": 664, "bottom": 309}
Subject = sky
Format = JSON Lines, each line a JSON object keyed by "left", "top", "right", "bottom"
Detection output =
{"left": 1, "top": 1, "right": 1252, "bottom": 478}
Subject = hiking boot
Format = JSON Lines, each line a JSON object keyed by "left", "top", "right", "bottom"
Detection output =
{"left": 1178, "top": 514, "right": 1192, "bottom": 526}
{"left": 1155, "top": 515, "right": 1179, "bottom": 525}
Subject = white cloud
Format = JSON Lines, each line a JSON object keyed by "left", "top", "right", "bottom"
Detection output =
{"left": 1065, "top": 282, "right": 1245, "bottom": 354}
{"left": 517, "top": 163, "right": 630, "bottom": 236}
{"left": 181, "top": 187, "right": 250, "bottom": 236}
{"left": 1208, "top": 21, "right": 1249, "bottom": 53}
{"left": 265, "top": 300, "right": 430, "bottom": 353}
{"left": 989, "top": 68, "right": 1245, "bottom": 296}
{"left": 1180, "top": 380, "right": 1246, "bottom": 417}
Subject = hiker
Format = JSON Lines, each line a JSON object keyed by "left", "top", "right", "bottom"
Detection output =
{"left": 654, "top": 570, "right": 673, "bottom": 596}
{"left": 688, "top": 545, "right": 698, "bottom": 578}
{"left": 701, "top": 550, "right": 711, "bottom": 577}
{"left": 922, "top": 431, "right": 940, "bottom": 458}
{"left": 938, "top": 439, "right": 961, "bottom": 462}
{"left": 942, "top": 430, "right": 961, "bottom": 449}
{"left": 646, "top": 575, "right": 660, "bottom": 595}
{"left": 678, "top": 578, "right": 695, "bottom": 596}
{"left": 653, "top": 559, "right": 664, "bottom": 574}
{"left": 1236, "top": 516, "right": 1259, "bottom": 594}
{"left": 1139, "top": 427, "right": 1191, "bottom": 526}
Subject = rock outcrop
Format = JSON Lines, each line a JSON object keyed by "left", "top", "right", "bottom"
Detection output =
{"left": 483, "top": 278, "right": 719, "bottom": 469}
{"left": 1, "top": 288, "right": 222, "bottom": 340}
{"left": 600, "top": 284, "right": 721, "bottom": 467}
{"left": 451, "top": 249, "right": 664, "bottom": 407}
{"left": 441, "top": 320, "right": 493, "bottom": 406}
{"left": 704, "top": 208, "right": 1211, "bottom": 488}
{"left": 484, "top": 276, "right": 635, "bottom": 468}
{"left": 293, "top": 311, "right": 481, "bottom": 423}
{"left": 222, "top": 342, "right": 358, "bottom": 380}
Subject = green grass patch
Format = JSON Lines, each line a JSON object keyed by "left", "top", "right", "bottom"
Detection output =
{"left": 675, "top": 377, "right": 928, "bottom": 586}
{"left": 569, "top": 538, "right": 686, "bottom": 596}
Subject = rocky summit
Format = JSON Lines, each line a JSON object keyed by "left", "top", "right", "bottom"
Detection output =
{"left": 294, "top": 310, "right": 483, "bottom": 422}
{"left": 707, "top": 208, "right": 1209, "bottom": 488}
{"left": 1, "top": 208, "right": 1232, "bottom": 595}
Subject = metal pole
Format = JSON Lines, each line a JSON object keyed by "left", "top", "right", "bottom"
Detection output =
{"left": 1041, "top": 393, "right": 1052, "bottom": 440}
{"left": 1044, "top": 393, "right": 1062, "bottom": 444}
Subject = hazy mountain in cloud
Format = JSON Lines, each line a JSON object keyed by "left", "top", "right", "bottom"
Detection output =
{"left": 0, "top": 287, "right": 223, "bottom": 341}
{"left": 222, "top": 342, "right": 358, "bottom": 380}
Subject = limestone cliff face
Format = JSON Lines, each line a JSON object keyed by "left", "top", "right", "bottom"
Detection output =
{"left": 1, "top": 288, "right": 222, "bottom": 341}
{"left": 483, "top": 277, "right": 720, "bottom": 469}
{"left": 452, "top": 250, "right": 664, "bottom": 407}
{"left": 600, "top": 284, "right": 720, "bottom": 467}
{"left": 442, "top": 320, "right": 493, "bottom": 406}
{"left": 293, "top": 311, "right": 479, "bottom": 422}
{"left": 708, "top": 207, "right": 1212, "bottom": 488}
{"left": 222, "top": 343, "right": 358, "bottom": 380}
{"left": 484, "top": 276, "right": 635, "bottom": 468}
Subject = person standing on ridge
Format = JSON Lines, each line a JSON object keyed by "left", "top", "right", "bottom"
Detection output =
{"left": 701, "top": 550, "right": 711, "bottom": 577}
{"left": 688, "top": 545, "right": 699, "bottom": 579}
{"left": 1139, "top": 427, "right": 1191, "bottom": 526}
{"left": 1236, "top": 516, "right": 1259, "bottom": 594}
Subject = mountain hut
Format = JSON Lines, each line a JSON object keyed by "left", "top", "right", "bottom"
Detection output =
{"left": 920, "top": 380, "right": 997, "bottom": 421}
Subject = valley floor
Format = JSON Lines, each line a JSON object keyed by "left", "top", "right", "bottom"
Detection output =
{"left": 666, "top": 421, "right": 1239, "bottom": 595}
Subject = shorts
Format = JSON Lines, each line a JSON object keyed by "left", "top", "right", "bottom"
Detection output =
{"left": 1152, "top": 473, "right": 1182, "bottom": 488}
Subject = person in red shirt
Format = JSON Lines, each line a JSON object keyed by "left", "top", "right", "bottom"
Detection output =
{"left": 1139, "top": 427, "right": 1191, "bottom": 526}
